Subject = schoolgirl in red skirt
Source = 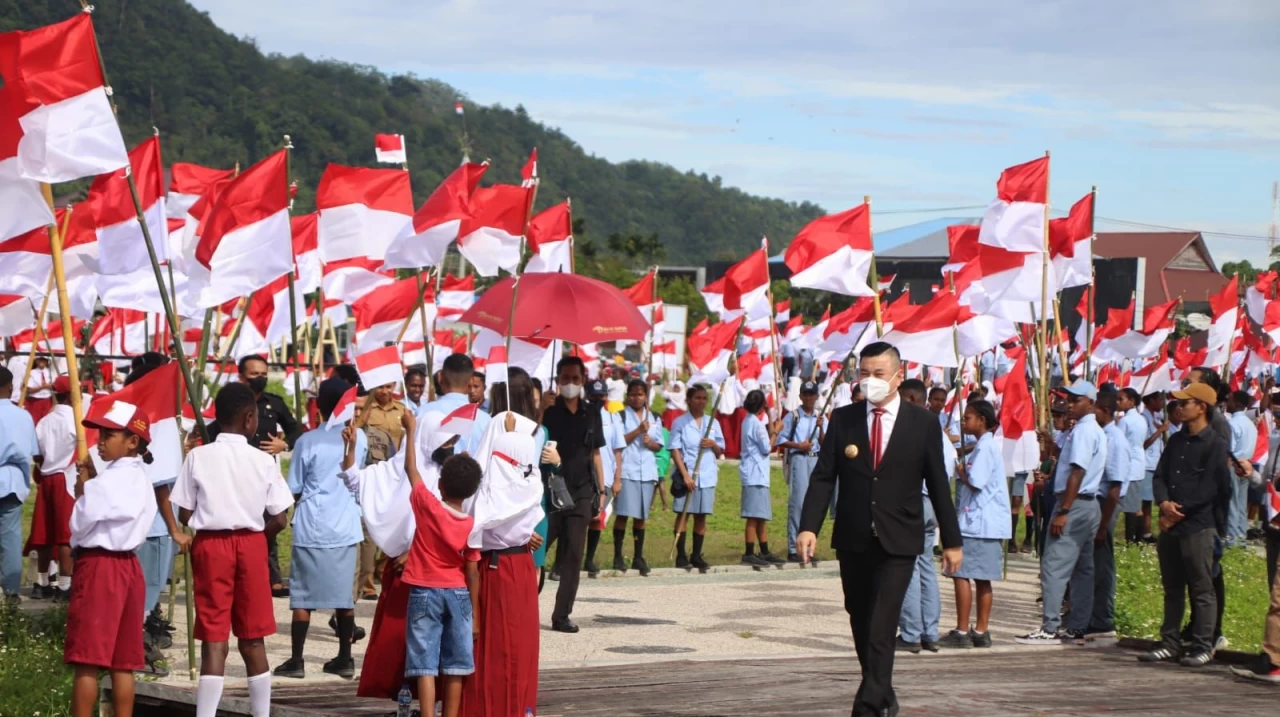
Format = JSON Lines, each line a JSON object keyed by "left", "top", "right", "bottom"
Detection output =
{"left": 64, "top": 399, "right": 158, "bottom": 717}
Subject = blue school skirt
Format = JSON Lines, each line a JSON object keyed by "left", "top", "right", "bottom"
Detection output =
{"left": 951, "top": 537, "right": 1003, "bottom": 582}
{"left": 739, "top": 485, "right": 772, "bottom": 520}
{"left": 290, "top": 545, "right": 357, "bottom": 610}
{"left": 673, "top": 486, "right": 716, "bottom": 515}
{"left": 615, "top": 479, "right": 656, "bottom": 520}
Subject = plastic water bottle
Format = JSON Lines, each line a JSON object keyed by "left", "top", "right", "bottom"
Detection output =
{"left": 395, "top": 685, "right": 412, "bottom": 717}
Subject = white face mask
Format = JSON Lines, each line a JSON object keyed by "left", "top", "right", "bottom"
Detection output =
{"left": 560, "top": 383, "right": 583, "bottom": 400}
{"left": 861, "top": 376, "right": 894, "bottom": 405}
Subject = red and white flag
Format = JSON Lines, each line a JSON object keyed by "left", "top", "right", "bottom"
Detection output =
{"left": 241, "top": 274, "right": 305, "bottom": 350}
{"left": 0, "top": 294, "right": 34, "bottom": 337}
{"left": 1050, "top": 193, "right": 1094, "bottom": 288}
{"left": 96, "top": 362, "right": 192, "bottom": 481}
{"left": 316, "top": 165, "right": 413, "bottom": 263}
{"left": 1247, "top": 271, "right": 1277, "bottom": 326}
{"left": 699, "top": 276, "right": 730, "bottom": 320}
{"left": 1127, "top": 352, "right": 1176, "bottom": 397}
{"left": 798, "top": 306, "right": 831, "bottom": 351}
{"left": 85, "top": 135, "right": 168, "bottom": 275}
{"left": 167, "top": 162, "right": 233, "bottom": 218}
{"left": 0, "top": 90, "right": 53, "bottom": 244}
{"left": 188, "top": 150, "right": 293, "bottom": 309}
{"left": 723, "top": 239, "right": 772, "bottom": 319}
{"left": 1265, "top": 479, "right": 1280, "bottom": 525}
{"left": 942, "top": 224, "right": 979, "bottom": 275}
{"left": 820, "top": 298, "right": 877, "bottom": 356}
{"left": 374, "top": 133, "right": 406, "bottom": 165}
{"left": 964, "top": 243, "right": 1058, "bottom": 315}
{"left": 998, "top": 350, "right": 1039, "bottom": 474}
{"left": 783, "top": 314, "right": 806, "bottom": 343}
{"left": 457, "top": 184, "right": 528, "bottom": 277}
{"left": 1204, "top": 276, "right": 1239, "bottom": 368}
{"left": 471, "top": 329, "right": 555, "bottom": 385}
{"left": 0, "top": 14, "right": 128, "bottom": 183}
{"left": 622, "top": 271, "right": 657, "bottom": 308}
{"left": 877, "top": 274, "right": 895, "bottom": 293}
{"left": 978, "top": 156, "right": 1048, "bottom": 253}
{"left": 442, "top": 402, "right": 481, "bottom": 437}
{"left": 321, "top": 256, "right": 396, "bottom": 304}
{"left": 482, "top": 345, "right": 509, "bottom": 388}
{"left": 520, "top": 148, "right": 538, "bottom": 188}
{"left": 291, "top": 213, "right": 321, "bottom": 294}
{"left": 774, "top": 300, "right": 791, "bottom": 324}
{"left": 351, "top": 275, "right": 435, "bottom": 348}
{"left": 883, "top": 290, "right": 962, "bottom": 367}
{"left": 687, "top": 316, "right": 743, "bottom": 386}
{"left": 524, "top": 201, "right": 573, "bottom": 274}
{"left": 1096, "top": 299, "right": 1179, "bottom": 361}
{"left": 652, "top": 340, "right": 678, "bottom": 372}
{"left": 355, "top": 345, "right": 403, "bottom": 390}
{"left": 785, "top": 203, "right": 874, "bottom": 296}
{"left": 88, "top": 308, "right": 147, "bottom": 356}
{"left": 385, "top": 162, "right": 487, "bottom": 270}
{"left": 1261, "top": 299, "right": 1280, "bottom": 346}
{"left": 326, "top": 384, "right": 359, "bottom": 429}
{"left": 955, "top": 305, "right": 1017, "bottom": 358}
{"left": 437, "top": 274, "right": 475, "bottom": 320}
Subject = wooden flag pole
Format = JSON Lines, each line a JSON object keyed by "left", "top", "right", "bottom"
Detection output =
{"left": 282, "top": 137, "right": 304, "bottom": 419}
{"left": 417, "top": 270, "right": 434, "bottom": 377}
{"left": 40, "top": 185, "right": 88, "bottom": 460}
{"left": 864, "top": 196, "right": 884, "bottom": 337}
{"left": 1052, "top": 299, "right": 1071, "bottom": 384}
{"left": 1036, "top": 150, "right": 1052, "bottom": 429}
{"left": 18, "top": 268, "right": 59, "bottom": 407}
{"left": 1085, "top": 185, "right": 1097, "bottom": 381}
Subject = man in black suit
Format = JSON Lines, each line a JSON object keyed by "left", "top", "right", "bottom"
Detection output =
{"left": 796, "top": 342, "right": 963, "bottom": 717}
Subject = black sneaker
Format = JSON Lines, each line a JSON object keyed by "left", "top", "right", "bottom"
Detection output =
{"left": 1180, "top": 651, "right": 1214, "bottom": 668}
{"left": 937, "top": 629, "right": 972, "bottom": 649}
{"left": 584, "top": 558, "right": 600, "bottom": 579}
{"left": 920, "top": 639, "right": 939, "bottom": 653}
{"left": 969, "top": 630, "right": 992, "bottom": 648}
{"left": 612, "top": 556, "right": 628, "bottom": 573}
{"left": 675, "top": 556, "right": 691, "bottom": 571}
{"left": 30, "top": 584, "right": 48, "bottom": 600}
{"left": 787, "top": 553, "right": 802, "bottom": 563}
{"left": 1061, "top": 629, "right": 1087, "bottom": 645}
{"left": 50, "top": 586, "right": 69, "bottom": 603}
{"left": 690, "top": 555, "right": 710, "bottom": 574}
{"left": 633, "top": 557, "right": 651, "bottom": 577}
{"left": 1138, "top": 646, "right": 1180, "bottom": 663}
{"left": 274, "top": 657, "right": 306, "bottom": 678}
{"left": 895, "top": 636, "right": 921, "bottom": 654}
{"left": 761, "top": 552, "right": 786, "bottom": 567}
{"left": 323, "top": 657, "right": 355, "bottom": 679}
{"left": 740, "top": 553, "right": 770, "bottom": 568}
{"left": 551, "top": 619, "right": 579, "bottom": 634}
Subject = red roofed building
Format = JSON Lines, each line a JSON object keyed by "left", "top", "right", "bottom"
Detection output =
{"left": 1091, "top": 231, "right": 1227, "bottom": 306}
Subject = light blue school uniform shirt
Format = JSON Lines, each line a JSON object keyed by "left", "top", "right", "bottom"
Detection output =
{"left": 1227, "top": 411, "right": 1255, "bottom": 461}
{"left": 1118, "top": 409, "right": 1147, "bottom": 485}
{"left": 775, "top": 407, "right": 822, "bottom": 454}
{"left": 620, "top": 407, "right": 663, "bottom": 483}
{"left": 1142, "top": 410, "right": 1165, "bottom": 470}
{"left": 1102, "top": 422, "right": 1131, "bottom": 497}
{"left": 424, "top": 392, "right": 492, "bottom": 455}
{"left": 1053, "top": 413, "right": 1106, "bottom": 496}
{"left": 957, "top": 432, "right": 1011, "bottom": 539}
{"left": 287, "top": 425, "right": 368, "bottom": 548}
{"left": 405, "top": 397, "right": 426, "bottom": 419}
{"left": 0, "top": 399, "right": 38, "bottom": 504}
{"left": 668, "top": 413, "right": 725, "bottom": 489}
{"left": 599, "top": 407, "right": 625, "bottom": 482}
{"left": 739, "top": 414, "right": 772, "bottom": 488}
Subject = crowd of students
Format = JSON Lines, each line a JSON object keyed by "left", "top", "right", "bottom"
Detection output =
{"left": 3, "top": 343, "right": 1280, "bottom": 717}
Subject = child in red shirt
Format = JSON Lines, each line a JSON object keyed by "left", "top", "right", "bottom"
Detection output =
{"left": 398, "top": 413, "right": 481, "bottom": 717}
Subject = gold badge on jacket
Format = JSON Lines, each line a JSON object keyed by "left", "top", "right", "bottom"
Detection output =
{"left": 844, "top": 444, "right": 859, "bottom": 459}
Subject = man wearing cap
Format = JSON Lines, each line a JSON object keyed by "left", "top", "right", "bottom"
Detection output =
{"left": 27, "top": 374, "right": 78, "bottom": 600}
{"left": 1140, "top": 382, "right": 1232, "bottom": 667}
{"left": 0, "top": 367, "right": 38, "bottom": 603}
{"left": 776, "top": 380, "right": 824, "bottom": 563}
{"left": 1017, "top": 379, "right": 1107, "bottom": 645}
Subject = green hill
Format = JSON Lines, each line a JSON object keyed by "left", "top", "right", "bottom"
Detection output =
{"left": 0, "top": 0, "right": 825, "bottom": 266}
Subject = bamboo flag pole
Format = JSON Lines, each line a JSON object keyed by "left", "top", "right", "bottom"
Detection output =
{"left": 211, "top": 298, "right": 252, "bottom": 386}
{"left": 281, "top": 137, "right": 304, "bottom": 419}
{"left": 1085, "top": 185, "right": 1097, "bottom": 380}
{"left": 1051, "top": 299, "right": 1071, "bottom": 383}
{"left": 39, "top": 184, "right": 88, "bottom": 460}
{"left": 802, "top": 321, "right": 875, "bottom": 445}
{"left": 1036, "top": 150, "right": 1052, "bottom": 429}
{"left": 864, "top": 196, "right": 884, "bottom": 337}
{"left": 18, "top": 268, "right": 59, "bottom": 408}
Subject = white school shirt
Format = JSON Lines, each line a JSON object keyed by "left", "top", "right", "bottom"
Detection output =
{"left": 35, "top": 404, "right": 77, "bottom": 497}
{"left": 170, "top": 433, "right": 294, "bottom": 531}
{"left": 27, "top": 367, "right": 52, "bottom": 400}
{"left": 663, "top": 386, "right": 687, "bottom": 412}
{"left": 866, "top": 393, "right": 901, "bottom": 460}
{"left": 70, "top": 456, "right": 159, "bottom": 551}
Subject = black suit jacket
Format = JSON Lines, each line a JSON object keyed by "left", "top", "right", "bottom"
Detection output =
{"left": 800, "top": 397, "right": 962, "bottom": 556}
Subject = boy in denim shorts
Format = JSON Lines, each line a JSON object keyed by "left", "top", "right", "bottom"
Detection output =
{"left": 399, "top": 414, "right": 482, "bottom": 717}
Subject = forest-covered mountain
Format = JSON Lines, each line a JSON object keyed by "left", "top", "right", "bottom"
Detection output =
{"left": 0, "top": 0, "right": 826, "bottom": 267}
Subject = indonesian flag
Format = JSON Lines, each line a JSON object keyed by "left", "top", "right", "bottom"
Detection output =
{"left": 1204, "top": 275, "right": 1239, "bottom": 369}
{"left": 1247, "top": 271, "right": 1277, "bottom": 326}
{"left": 1266, "top": 479, "right": 1280, "bottom": 525}
{"left": 455, "top": 102, "right": 465, "bottom": 115}
{"left": 1096, "top": 299, "right": 1179, "bottom": 361}
{"left": 691, "top": 317, "right": 709, "bottom": 337}
{"left": 12, "top": 317, "right": 85, "bottom": 353}
{"left": 374, "top": 133, "right": 406, "bottom": 165}
{"left": 878, "top": 274, "right": 895, "bottom": 293}
{"left": 623, "top": 271, "right": 657, "bottom": 308}
{"left": 291, "top": 213, "right": 321, "bottom": 294}
{"left": 783, "top": 314, "right": 805, "bottom": 343}
{"left": 775, "top": 300, "right": 791, "bottom": 324}
{"left": 799, "top": 306, "right": 831, "bottom": 351}
{"left": 883, "top": 290, "right": 962, "bottom": 367}
{"left": 521, "top": 148, "right": 538, "bottom": 188}
{"left": 964, "top": 243, "right": 1059, "bottom": 314}
{"left": 97, "top": 362, "right": 192, "bottom": 484}
{"left": 652, "top": 340, "right": 678, "bottom": 372}
{"left": 441, "top": 401, "right": 481, "bottom": 435}
{"left": 385, "top": 162, "right": 487, "bottom": 270}
{"left": 456, "top": 184, "right": 528, "bottom": 277}
{"left": 1262, "top": 299, "right": 1280, "bottom": 346}
{"left": 978, "top": 156, "right": 1048, "bottom": 253}
{"left": 58, "top": 206, "right": 109, "bottom": 318}
{"left": 351, "top": 275, "right": 435, "bottom": 349}
{"left": 0, "top": 224, "right": 51, "bottom": 296}
{"left": 723, "top": 239, "right": 772, "bottom": 319}
{"left": 998, "top": 350, "right": 1038, "bottom": 474}
{"left": 820, "top": 298, "right": 877, "bottom": 356}
{"left": 785, "top": 203, "right": 874, "bottom": 296}
{"left": 356, "top": 345, "right": 403, "bottom": 390}
{"left": 326, "top": 384, "right": 359, "bottom": 429}
{"left": 0, "top": 14, "right": 128, "bottom": 183}
{"left": 471, "top": 329, "right": 555, "bottom": 386}
{"left": 524, "top": 201, "right": 573, "bottom": 274}
{"left": 942, "top": 225, "right": 979, "bottom": 275}
{"left": 1127, "top": 353, "right": 1176, "bottom": 397}
{"left": 316, "top": 165, "right": 414, "bottom": 263}
{"left": 1050, "top": 193, "right": 1094, "bottom": 288}
{"left": 437, "top": 274, "right": 475, "bottom": 321}
{"left": 738, "top": 347, "right": 765, "bottom": 383}
{"left": 167, "top": 163, "right": 233, "bottom": 218}
{"left": 240, "top": 274, "right": 305, "bottom": 349}
{"left": 688, "top": 316, "right": 743, "bottom": 386}
{"left": 0, "top": 294, "right": 34, "bottom": 337}
{"left": 321, "top": 256, "right": 396, "bottom": 303}
{"left": 0, "top": 90, "right": 53, "bottom": 244}
{"left": 188, "top": 150, "right": 292, "bottom": 310}
{"left": 402, "top": 340, "right": 427, "bottom": 367}
{"left": 956, "top": 305, "right": 1017, "bottom": 358}
{"left": 308, "top": 297, "right": 348, "bottom": 328}
{"left": 85, "top": 135, "right": 168, "bottom": 275}
{"left": 89, "top": 308, "right": 147, "bottom": 355}
{"left": 482, "top": 345, "right": 509, "bottom": 388}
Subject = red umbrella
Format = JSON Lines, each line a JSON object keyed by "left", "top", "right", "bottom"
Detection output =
{"left": 457, "top": 273, "right": 651, "bottom": 345}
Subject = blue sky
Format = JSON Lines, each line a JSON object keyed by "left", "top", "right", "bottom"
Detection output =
{"left": 190, "top": 0, "right": 1280, "bottom": 266}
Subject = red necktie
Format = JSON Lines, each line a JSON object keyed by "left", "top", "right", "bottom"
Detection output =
{"left": 871, "top": 408, "right": 885, "bottom": 470}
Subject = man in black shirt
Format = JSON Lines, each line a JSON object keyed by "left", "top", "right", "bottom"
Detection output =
{"left": 541, "top": 356, "right": 606, "bottom": 633}
{"left": 207, "top": 355, "right": 302, "bottom": 594}
{"left": 1141, "top": 383, "right": 1231, "bottom": 667}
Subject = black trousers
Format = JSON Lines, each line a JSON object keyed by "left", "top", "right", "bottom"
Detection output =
{"left": 546, "top": 496, "right": 593, "bottom": 623}
{"left": 781, "top": 357, "right": 796, "bottom": 379}
{"left": 1158, "top": 528, "right": 1216, "bottom": 655}
{"left": 267, "top": 528, "right": 283, "bottom": 586}
{"left": 838, "top": 539, "right": 916, "bottom": 717}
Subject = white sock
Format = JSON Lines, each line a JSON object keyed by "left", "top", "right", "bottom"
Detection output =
{"left": 57, "top": 575, "right": 71, "bottom": 592}
{"left": 247, "top": 671, "right": 272, "bottom": 717}
{"left": 196, "top": 676, "right": 225, "bottom": 717}
{"left": 48, "top": 561, "right": 57, "bottom": 580}
{"left": 35, "top": 572, "right": 48, "bottom": 587}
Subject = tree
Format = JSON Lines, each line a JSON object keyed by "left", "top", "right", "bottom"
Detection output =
{"left": 1222, "top": 260, "right": 1258, "bottom": 290}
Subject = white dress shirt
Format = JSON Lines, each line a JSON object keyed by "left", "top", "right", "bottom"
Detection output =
{"left": 28, "top": 367, "right": 52, "bottom": 400}
{"left": 170, "top": 433, "right": 294, "bottom": 531}
{"left": 70, "top": 456, "right": 158, "bottom": 552}
{"left": 36, "top": 404, "right": 77, "bottom": 497}
{"left": 865, "top": 392, "right": 901, "bottom": 461}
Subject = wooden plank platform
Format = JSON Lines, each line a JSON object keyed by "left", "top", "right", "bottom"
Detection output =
{"left": 127, "top": 645, "right": 1279, "bottom": 716}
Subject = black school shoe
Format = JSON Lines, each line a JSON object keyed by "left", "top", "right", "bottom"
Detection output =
{"left": 551, "top": 619, "right": 579, "bottom": 634}
{"left": 584, "top": 558, "right": 600, "bottom": 579}
{"left": 690, "top": 555, "right": 710, "bottom": 574}
{"left": 970, "top": 630, "right": 992, "bottom": 648}
{"left": 761, "top": 552, "right": 786, "bottom": 567}
{"left": 323, "top": 657, "right": 356, "bottom": 679}
{"left": 274, "top": 657, "right": 306, "bottom": 678}
{"left": 327, "top": 615, "right": 367, "bottom": 643}
{"left": 632, "top": 556, "right": 651, "bottom": 577}
{"left": 612, "top": 556, "right": 628, "bottom": 573}
{"left": 895, "top": 636, "right": 921, "bottom": 654}
{"left": 740, "top": 553, "right": 770, "bottom": 568}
